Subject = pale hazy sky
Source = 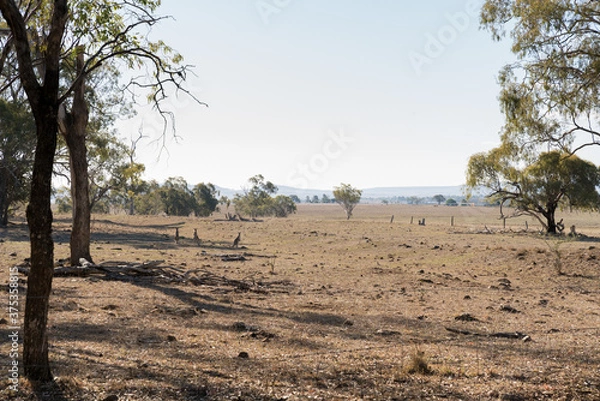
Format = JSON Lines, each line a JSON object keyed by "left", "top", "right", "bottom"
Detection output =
{"left": 118, "top": 0, "right": 516, "bottom": 190}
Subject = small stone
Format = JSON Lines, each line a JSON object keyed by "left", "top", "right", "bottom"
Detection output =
{"left": 500, "top": 304, "right": 520, "bottom": 313}
{"left": 238, "top": 351, "right": 250, "bottom": 359}
{"left": 455, "top": 313, "right": 479, "bottom": 322}
{"left": 167, "top": 335, "right": 177, "bottom": 342}
{"left": 102, "top": 396, "right": 119, "bottom": 401}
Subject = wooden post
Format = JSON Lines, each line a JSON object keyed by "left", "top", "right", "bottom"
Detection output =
{"left": 410, "top": 216, "right": 414, "bottom": 224}
{"left": 451, "top": 216, "right": 454, "bottom": 227}
{"left": 390, "top": 215, "right": 394, "bottom": 224}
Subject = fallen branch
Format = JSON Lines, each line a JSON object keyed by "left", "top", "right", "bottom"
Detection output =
{"left": 14, "top": 259, "right": 294, "bottom": 294}
{"left": 445, "top": 327, "right": 531, "bottom": 341}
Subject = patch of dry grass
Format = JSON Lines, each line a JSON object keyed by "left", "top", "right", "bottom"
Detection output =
{"left": 1, "top": 204, "right": 600, "bottom": 400}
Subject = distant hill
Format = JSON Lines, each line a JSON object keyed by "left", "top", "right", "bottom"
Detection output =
{"left": 361, "top": 186, "right": 465, "bottom": 199}
{"left": 215, "top": 184, "right": 466, "bottom": 201}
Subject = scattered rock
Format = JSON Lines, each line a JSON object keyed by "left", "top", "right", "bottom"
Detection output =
{"left": 538, "top": 299, "right": 549, "bottom": 306}
{"left": 232, "top": 322, "right": 259, "bottom": 332}
{"left": 499, "top": 304, "right": 520, "bottom": 313}
{"left": 245, "top": 330, "right": 276, "bottom": 342}
{"left": 9, "top": 252, "right": 17, "bottom": 257}
{"left": 101, "top": 304, "right": 119, "bottom": 311}
{"left": 0, "top": 318, "right": 7, "bottom": 325}
{"left": 237, "top": 351, "right": 250, "bottom": 359}
{"left": 455, "top": 313, "right": 480, "bottom": 322}
{"left": 167, "top": 335, "right": 177, "bottom": 342}
{"left": 375, "top": 329, "right": 401, "bottom": 336}
{"left": 102, "top": 395, "right": 119, "bottom": 401}
{"left": 463, "top": 295, "right": 471, "bottom": 300}
{"left": 498, "top": 278, "right": 512, "bottom": 289}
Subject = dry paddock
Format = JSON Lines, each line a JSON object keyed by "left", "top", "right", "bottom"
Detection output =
{"left": 1, "top": 204, "right": 599, "bottom": 400}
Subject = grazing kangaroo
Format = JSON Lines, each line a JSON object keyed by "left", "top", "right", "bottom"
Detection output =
{"left": 232, "top": 232, "right": 241, "bottom": 248}
{"left": 193, "top": 228, "right": 201, "bottom": 246}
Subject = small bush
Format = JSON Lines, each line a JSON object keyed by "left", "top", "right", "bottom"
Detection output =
{"left": 405, "top": 351, "right": 433, "bottom": 375}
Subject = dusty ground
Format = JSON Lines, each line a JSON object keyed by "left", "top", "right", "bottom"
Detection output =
{"left": 1, "top": 204, "right": 600, "bottom": 400}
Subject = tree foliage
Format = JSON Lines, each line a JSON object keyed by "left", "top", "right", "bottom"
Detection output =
{"left": 193, "top": 182, "right": 220, "bottom": 217}
{"left": 481, "top": 0, "right": 600, "bottom": 154}
{"left": 234, "top": 175, "right": 296, "bottom": 218}
{"left": 433, "top": 194, "right": 446, "bottom": 205}
{"left": 0, "top": 98, "right": 35, "bottom": 225}
{"left": 333, "top": 183, "right": 362, "bottom": 220}
{"left": 0, "top": 0, "right": 202, "bottom": 381}
{"left": 467, "top": 148, "right": 600, "bottom": 233}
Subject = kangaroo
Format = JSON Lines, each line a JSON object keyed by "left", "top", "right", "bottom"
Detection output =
{"left": 174, "top": 227, "right": 180, "bottom": 244}
{"left": 232, "top": 232, "right": 241, "bottom": 248}
{"left": 193, "top": 228, "right": 201, "bottom": 246}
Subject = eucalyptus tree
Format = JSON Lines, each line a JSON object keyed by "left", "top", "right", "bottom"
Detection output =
{"left": 234, "top": 175, "right": 296, "bottom": 218}
{"left": 333, "top": 183, "right": 362, "bottom": 220}
{"left": 467, "top": 147, "right": 600, "bottom": 233}
{"left": 0, "top": 97, "right": 35, "bottom": 225}
{"left": 481, "top": 0, "right": 600, "bottom": 154}
{"left": 0, "top": 0, "right": 201, "bottom": 381}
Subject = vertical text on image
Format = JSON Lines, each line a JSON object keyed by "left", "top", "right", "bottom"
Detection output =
{"left": 7, "top": 265, "right": 20, "bottom": 392}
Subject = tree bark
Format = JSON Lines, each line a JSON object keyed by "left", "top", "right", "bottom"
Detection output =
{"left": 0, "top": 0, "right": 69, "bottom": 383}
{"left": 23, "top": 102, "right": 57, "bottom": 382}
{"left": 59, "top": 47, "right": 92, "bottom": 265}
{"left": 545, "top": 207, "right": 557, "bottom": 234}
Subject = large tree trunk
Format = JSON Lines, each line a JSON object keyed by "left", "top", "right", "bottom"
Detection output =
{"left": 545, "top": 208, "right": 557, "bottom": 234}
{"left": 0, "top": 0, "right": 69, "bottom": 383}
{"left": 59, "top": 47, "right": 91, "bottom": 266}
{"left": 65, "top": 131, "right": 92, "bottom": 264}
{"left": 23, "top": 109, "right": 57, "bottom": 382}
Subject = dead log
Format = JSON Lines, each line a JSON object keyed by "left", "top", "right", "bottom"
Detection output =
{"left": 445, "top": 327, "right": 531, "bottom": 341}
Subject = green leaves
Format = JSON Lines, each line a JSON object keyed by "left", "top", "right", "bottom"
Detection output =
{"left": 467, "top": 147, "right": 600, "bottom": 232}
{"left": 333, "top": 183, "right": 362, "bottom": 220}
{"left": 234, "top": 175, "right": 296, "bottom": 218}
{"left": 482, "top": 0, "right": 600, "bottom": 152}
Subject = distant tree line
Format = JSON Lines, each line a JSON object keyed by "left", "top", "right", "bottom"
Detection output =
{"left": 55, "top": 176, "right": 221, "bottom": 217}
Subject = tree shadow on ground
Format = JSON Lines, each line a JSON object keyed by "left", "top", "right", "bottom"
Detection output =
{"left": 0, "top": 222, "right": 29, "bottom": 243}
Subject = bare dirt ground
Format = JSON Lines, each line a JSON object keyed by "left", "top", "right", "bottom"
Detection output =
{"left": 1, "top": 204, "right": 600, "bottom": 400}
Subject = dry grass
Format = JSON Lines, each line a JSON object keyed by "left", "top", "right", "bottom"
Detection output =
{"left": 1, "top": 204, "right": 600, "bottom": 400}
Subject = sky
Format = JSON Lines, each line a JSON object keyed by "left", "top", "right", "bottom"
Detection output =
{"left": 117, "top": 0, "right": 517, "bottom": 191}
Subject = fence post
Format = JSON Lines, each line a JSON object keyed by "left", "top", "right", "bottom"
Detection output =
{"left": 410, "top": 216, "right": 414, "bottom": 224}
{"left": 451, "top": 216, "right": 454, "bottom": 227}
